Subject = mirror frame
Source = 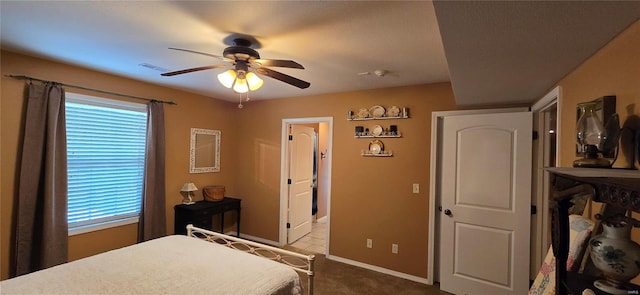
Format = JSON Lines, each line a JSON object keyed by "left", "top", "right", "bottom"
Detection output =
{"left": 190, "top": 128, "right": 221, "bottom": 173}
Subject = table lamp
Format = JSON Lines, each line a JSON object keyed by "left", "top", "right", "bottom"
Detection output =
{"left": 180, "top": 182, "right": 198, "bottom": 205}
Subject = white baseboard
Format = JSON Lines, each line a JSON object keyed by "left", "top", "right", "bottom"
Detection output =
{"left": 326, "top": 254, "right": 431, "bottom": 285}
{"left": 227, "top": 230, "right": 428, "bottom": 285}
{"left": 225, "top": 231, "right": 280, "bottom": 247}
{"left": 315, "top": 216, "right": 328, "bottom": 223}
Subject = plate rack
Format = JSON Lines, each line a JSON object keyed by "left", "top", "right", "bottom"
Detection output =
{"left": 349, "top": 105, "right": 409, "bottom": 157}
{"left": 355, "top": 132, "right": 402, "bottom": 138}
{"left": 361, "top": 151, "right": 393, "bottom": 157}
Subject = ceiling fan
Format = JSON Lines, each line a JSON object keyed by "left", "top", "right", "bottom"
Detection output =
{"left": 161, "top": 35, "right": 310, "bottom": 90}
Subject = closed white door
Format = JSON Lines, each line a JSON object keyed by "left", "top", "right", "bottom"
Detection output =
{"left": 439, "top": 112, "right": 532, "bottom": 295}
{"left": 287, "top": 125, "right": 315, "bottom": 243}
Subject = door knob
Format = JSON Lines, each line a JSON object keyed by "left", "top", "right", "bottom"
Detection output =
{"left": 444, "top": 209, "right": 452, "bottom": 216}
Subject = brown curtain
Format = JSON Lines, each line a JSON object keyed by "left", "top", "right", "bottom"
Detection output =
{"left": 138, "top": 101, "right": 167, "bottom": 242}
{"left": 15, "top": 82, "right": 68, "bottom": 276}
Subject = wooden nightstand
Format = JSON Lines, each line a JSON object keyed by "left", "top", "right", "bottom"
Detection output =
{"left": 174, "top": 197, "right": 241, "bottom": 236}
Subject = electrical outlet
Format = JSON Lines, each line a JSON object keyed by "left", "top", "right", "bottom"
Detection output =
{"left": 392, "top": 243, "right": 398, "bottom": 254}
{"left": 367, "top": 239, "right": 373, "bottom": 249}
{"left": 412, "top": 183, "right": 419, "bottom": 194}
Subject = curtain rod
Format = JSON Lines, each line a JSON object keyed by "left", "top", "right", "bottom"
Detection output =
{"left": 7, "top": 74, "right": 177, "bottom": 105}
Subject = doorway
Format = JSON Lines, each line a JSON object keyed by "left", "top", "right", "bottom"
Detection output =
{"left": 438, "top": 111, "right": 532, "bottom": 294}
{"left": 428, "top": 107, "right": 529, "bottom": 288}
{"left": 530, "top": 86, "right": 561, "bottom": 278}
{"left": 279, "top": 117, "right": 333, "bottom": 256}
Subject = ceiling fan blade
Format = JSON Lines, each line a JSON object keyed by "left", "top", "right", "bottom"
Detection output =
{"left": 161, "top": 65, "right": 226, "bottom": 76}
{"left": 253, "top": 59, "right": 304, "bottom": 69}
{"left": 168, "top": 48, "right": 233, "bottom": 62}
{"left": 256, "top": 67, "right": 310, "bottom": 89}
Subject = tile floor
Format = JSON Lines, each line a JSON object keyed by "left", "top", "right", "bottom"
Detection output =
{"left": 290, "top": 219, "right": 326, "bottom": 254}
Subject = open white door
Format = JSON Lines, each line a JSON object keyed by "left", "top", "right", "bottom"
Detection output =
{"left": 287, "top": 125, "right": 315, "bottom": 244}
{"left": 439, "top": 112, "right": 532, "bottom": 295}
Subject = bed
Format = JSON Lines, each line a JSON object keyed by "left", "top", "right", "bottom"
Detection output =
{"left": 0, "top": 225, "right": 315, "bottom": 295}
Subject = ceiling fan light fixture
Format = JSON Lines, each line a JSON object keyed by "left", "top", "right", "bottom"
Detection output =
{"left": 165, "top": 34, "right": 309, "bottom": 101}
{"left": 217, "top": 70, "right": 236, "bottom": 88}
{"left": 246, "top": 72, "right": 263, "bottom": 91}
{"left": 233, "top": 77, "right": 249, "bottom": 93}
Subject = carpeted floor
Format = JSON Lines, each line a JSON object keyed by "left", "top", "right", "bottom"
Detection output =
{"left": 286, "top": 247, "right": 451, "bottom": 295}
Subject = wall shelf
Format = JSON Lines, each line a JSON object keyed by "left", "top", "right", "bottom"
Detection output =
{"left": 361, "top": 151, "right": 393, "bottom": 157}
{"left": 349, "top": 106, "right": 408, "bottom": 157}
{"left": 348, "top": 115, "right": 409, "bottom": 121}
{"left": 355, "top": 132, "right": 402, "bottom": 138}
{"left": 347, "top": 105, "right": 410, "bottom": 120}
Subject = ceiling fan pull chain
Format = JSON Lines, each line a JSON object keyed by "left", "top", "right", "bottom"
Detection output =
{"left": 237, "top": 92, "right": 252, "bottom": 109}
{"left": 238, "top": 93, "right": 244, "bottom": 109}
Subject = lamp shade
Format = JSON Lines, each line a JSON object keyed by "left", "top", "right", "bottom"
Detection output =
{"left": 246, "top": 72, "right": 264, "bottom": 91}
{"left": 217, "top": 70, "right": 236, "bottom": 88}
{"left": 218, "top": 69, "right": 264, "bottom": 94}
{"left": 181, "top": 182, "right": 198, "bottom": 192}
{"left": 233, "top": 78, "right": 249, "bottom": 93}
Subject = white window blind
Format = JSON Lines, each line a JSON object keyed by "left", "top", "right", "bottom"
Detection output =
{"left": 66, "top": 93, "right": 147, "bottom": 233}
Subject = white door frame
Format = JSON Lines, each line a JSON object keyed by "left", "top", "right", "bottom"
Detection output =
{"left": 279, "top": 117, "right": 333, "bottom": 256}
{"left": 427, "top": 107, "right": 528, "bottom": 284}
{"left": 530, "top": 86, "right": 562, "bottom": 276}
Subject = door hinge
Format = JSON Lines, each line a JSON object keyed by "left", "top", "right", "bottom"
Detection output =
{"left": 532, "top": 130, "right": 539, "bottom": 140}
{"left": 531, "top": 205, "right": 537, "bottom": 215}
{"left": 287, "top": 179, "right": 292, "bottom": 185}
{"left": 286, "top": 222, "right": 291, "bottom": 229}
{"left": 288, "top": 134, "right": 293, "bottom": 140}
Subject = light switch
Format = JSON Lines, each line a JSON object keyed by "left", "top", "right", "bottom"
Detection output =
{"left": 412, "top": 183, "right": 419, "bottom": 194}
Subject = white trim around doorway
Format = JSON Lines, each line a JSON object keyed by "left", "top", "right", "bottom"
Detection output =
{"left": 279, "top": 117, "right": 334, "bottom": 258}
{"left": 530, "top": 86, "right": 562, "bottom": 278}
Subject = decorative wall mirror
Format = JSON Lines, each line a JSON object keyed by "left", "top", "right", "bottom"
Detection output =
{"left": 190, "top": 128, "right": 221, "bottom": 173}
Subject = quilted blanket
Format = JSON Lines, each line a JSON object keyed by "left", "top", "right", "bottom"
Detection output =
{"left": 0, "top": 235, "right": 302, "bottom": 295}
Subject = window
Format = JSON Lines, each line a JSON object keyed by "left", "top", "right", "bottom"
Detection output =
{"left": 65, "top": 93, "right": 147, "bottom": 235}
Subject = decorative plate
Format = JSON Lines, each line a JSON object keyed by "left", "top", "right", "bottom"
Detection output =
{"left": 371, "top": 125, "right": 383, "bottom": 137}
{"left": 388, "top": 106, "right": 401, "bottom": 117}
{"left": 368, "top": 140, "right": 384, "bottom": 154}
{"left": 369, "top": 105, "right": 386, "bottom": 118}
{"left": 357, "top": 108, "right": 370, "bottom": 119}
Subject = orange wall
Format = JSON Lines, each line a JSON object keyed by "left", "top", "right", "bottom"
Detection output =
{"left": 546, "top": 19, "right": 640, "bottom": 282}
{"left": 0, "top": 50, "right": 239, "bottom": 278}
{"left": 555, "top": 19, "right": 640, "bottom": 168}
{"left": 1, "top": 50, "right": 457, "bottom": 280}
{"left": 233, "top": 84, "right": 457, "bottom": 277}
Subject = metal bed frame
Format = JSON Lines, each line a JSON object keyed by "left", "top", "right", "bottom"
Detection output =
{"left": 187, "top": 224, "right": 315, "bottom": 295}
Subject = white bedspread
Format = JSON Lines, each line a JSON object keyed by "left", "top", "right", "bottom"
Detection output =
{"left": 0, "top": 235, "right": 302, "bottom": 295}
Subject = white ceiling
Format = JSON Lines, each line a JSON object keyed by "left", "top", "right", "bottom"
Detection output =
{"left": 1, "top": 1, "right": 638, "bottom": 106}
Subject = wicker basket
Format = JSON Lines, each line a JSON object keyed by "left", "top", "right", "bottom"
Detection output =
{"left": 203, "top": 185, "right": 225, "bottom": 202}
